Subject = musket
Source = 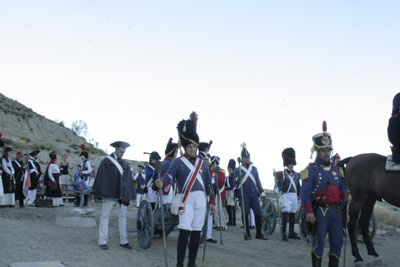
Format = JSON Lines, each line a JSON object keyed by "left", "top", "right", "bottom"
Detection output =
{"left": 237, "top": 157, "right": 248, "bottom": 240}
{"left": 214, "top": 169, "right": 223, "bottom": 245}
{"left": 157, "top": 161, "right": 169, "bottom": 267}
{"left": 342, "top": 201, "right": 348, "bottom": 267}
{"left": 272, "top": 169, "right": 283, "bottom": 239}
{"left": 202, "top": 194, "right": 210, "bottom": 267}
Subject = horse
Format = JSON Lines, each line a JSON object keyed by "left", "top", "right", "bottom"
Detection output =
{"left": 345, "top": 153, "right": 400, "bottom": 265}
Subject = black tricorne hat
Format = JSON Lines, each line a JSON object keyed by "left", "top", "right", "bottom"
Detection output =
{"left": 29, "top": 150, "right": 40, "bottom": 156}
{"left": 177, "top": 112, "right": 199, "bottom": 148}
{"left": 110, "top": 141, "right": 130, "bottom": 149}
{"left": 165, "top": 138, "right": 178, "bottom": 158}
{"left": 4, "top": 146, "right": 12, "bottom": 152}
{"left": 138, "top": 164, "right": 144, "bottom": 169}
{"left": 227, "top": 159, "right": 236, "bottom": 170}
{"left": 282, "top": 147, "right": 296, "bottom": 166}
{"left": 149, "top": 151, "right": 161, "bottom": 162}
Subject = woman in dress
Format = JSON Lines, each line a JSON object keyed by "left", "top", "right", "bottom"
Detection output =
{"left": 59, "top": 154, "right": 70, "bottom": 202}
{"left": 44, "top": 151, "right": 63, "bottom": 207}
{"left": 1, "top": 147, "right": 16, "bottom": 207}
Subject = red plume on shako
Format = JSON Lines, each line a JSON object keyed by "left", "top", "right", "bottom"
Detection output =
{"left": 310, "top": 121, "right": 333, "bottom": 158}
{"left": 79, "top": 143, "right": 89, "bottom": 159}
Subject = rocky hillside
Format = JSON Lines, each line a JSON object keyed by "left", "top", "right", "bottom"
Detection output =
{"left": 0, "top": 93, "right": 142, "bottom": 171}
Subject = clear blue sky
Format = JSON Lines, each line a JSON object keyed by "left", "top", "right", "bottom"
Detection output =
{"left": 1, "top": 1, "right": 399, "bottom": 189}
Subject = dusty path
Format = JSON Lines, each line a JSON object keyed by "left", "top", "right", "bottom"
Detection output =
{"left": 0, "top": 202, "right": 398, "bottom": 267}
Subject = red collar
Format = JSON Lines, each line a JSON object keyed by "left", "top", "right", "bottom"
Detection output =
{"left": 164, "top": 157, "right": 173, "bottom": 162}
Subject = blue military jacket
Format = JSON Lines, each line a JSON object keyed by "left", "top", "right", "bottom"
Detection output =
{"left": 162, "top": 155, "right": 213, "bottom": 195}
{"left": 233, "top": 163, "right": 264, "bottom": 195}
{"left": 145, "top": 165, "right": 157, "bottom": 187}
{"left": 300, "top": 157, "right": 347, "bottom": 214}
{"left": 276, "top": 169, "right": 300, "bottom": 194}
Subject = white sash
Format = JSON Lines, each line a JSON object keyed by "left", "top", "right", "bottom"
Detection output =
{"left": 28, "top": 159, "right": 37, "bottom": 174}
{"left": 180, "top": 157, "right": 205, "bottom": 191}
{"left": 13, "top": 160, "right": 21, "bottom": 168}
{"left": 238, "top": 165, "right": 256, "bottom": 189}
{"left": 106, "top": 156, "right": 123, "bottom": 175}
{"left": 284, "top": 171, "right": 297, "bottom": 194}
{"left": 146, "top": 165, "right": 155, "bottom": 187}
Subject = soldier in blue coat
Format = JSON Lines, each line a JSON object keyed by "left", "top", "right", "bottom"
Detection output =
{"left": 133, "top": 165, "right": 146, "bottom": 207}
{"left": 160, "top": 138, "right": 178, "bottom": 204}
{"left": 300, "top": 121, "right": 348, "bottom": 267}
{"left": 93, "top": 141, "right": 136, "bottom": 250}
{"left": 155, "top": 112, "right": 214, "bottom": 267}
{"left": 225, "top": 159, "right": 237, "bottom": 226}
{"left": 234, "top": 144, "right": 267, "bottom": 241}
{"left": 275, "top": 147, "right": 301, "bottom": 241}
{"left": 144, "top": 151, "right": 161, "bottom": 210}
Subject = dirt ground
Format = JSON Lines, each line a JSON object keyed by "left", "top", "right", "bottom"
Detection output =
{"left": 0, "top": 201, "right": 399, "bottom": 267}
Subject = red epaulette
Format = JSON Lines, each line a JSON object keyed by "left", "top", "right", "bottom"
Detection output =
{"left": 276, "top": 171, "right": 283, "bottom": 179}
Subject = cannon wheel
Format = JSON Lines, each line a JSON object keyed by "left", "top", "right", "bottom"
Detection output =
{"left": 137, "top": 200, "right": 154, "bottom": 249}
{"left": 299, "top": 212, "right": 312, "bottom": 244}
{"left": 356, "top": 211, "right": 377, "bottom": 243}
{"left": 261, "top": 198, "right": 277, "bottom": 235}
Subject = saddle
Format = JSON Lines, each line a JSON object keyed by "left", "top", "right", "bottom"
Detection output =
{"left": 385, "top": 155, "right": 400, "bottom": 171}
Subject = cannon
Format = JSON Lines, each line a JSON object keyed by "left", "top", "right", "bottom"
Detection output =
{"left": 136, "top": 200, "right": 179, "bottom": 249}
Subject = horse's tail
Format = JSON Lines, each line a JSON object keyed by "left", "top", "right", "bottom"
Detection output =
{"left": 337, "top": 157, "right": 353, "bottom": 174}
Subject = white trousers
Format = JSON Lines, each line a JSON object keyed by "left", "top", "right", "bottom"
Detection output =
{"left": 146, "top": 187, "right": 157, "bottom": 203}
{"left": 279, "top": 192, "right": 298, "bottom": 213}
{"left": 249, "top": 209, "right": 255, "bottom": 226}
{"left": 136, "top": 193, "right": 144, "bottom": 207}
{"left": 25, "top": 189, "right": 37, "bottom": 205}
{"left": 178, "top": 191, "right": 207, "bottom": 231}
{"left": 98, "top": 199, "right": 128, "bottom": 245}
{"left": 162, "top": 188, "right": 174, "bottom": 204}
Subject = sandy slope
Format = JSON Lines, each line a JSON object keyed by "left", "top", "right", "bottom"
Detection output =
{"left": 0, "top": 202, "right": 398, "bottom": 267}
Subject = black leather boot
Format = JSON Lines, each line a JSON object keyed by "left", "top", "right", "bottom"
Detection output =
{"left": 226, "top": 206, "right": 232, "bottom": 225}
{"left": 281, "top": 212, "right": 288, "bottom": 241}
{"left": 255, "top": 215, "right": 267, "bottom": 240}
{"left": 288, "top": 213, "right": 300, "bottom": 239}
{"left": 311, "top": 252, "right": 322, "bottom": 267}
{"left": 187, "top": 231, "right": 201, "bottom": 267}
{"left": 177, "top": 229, "right": 190, "bottom": 267}
{"left": 244, "top": 215, "right": 251, "bottom": 240}
{"left": 328, "top": 254, "right": 339, "bottom": 267}
{"left": 232, "top": 206, "right": 236, "bottom": 226}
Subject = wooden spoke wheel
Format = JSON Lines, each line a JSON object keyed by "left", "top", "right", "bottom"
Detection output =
{"left": 136, "top": 200, "right": 154, "bottom": 249}
{"left": 261, "top": 198, "right": 277, "bottom": 235}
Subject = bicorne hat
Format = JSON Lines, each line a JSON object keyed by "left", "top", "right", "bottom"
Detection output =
{"left": 282, "top": 147, "right": 296, "bottom": 166}
{"left": 110, "top": 141, "right": 130, "bottom": 149}
{"left": 79, "top": 144, "right": 89, "bottom": 160}
{"left": 149, "top": 151, "right": 161, "bottom": 162}
{"left": 165, "top": 138, "right": 178, "bottom": 158}
{"left": 29, "top": 150, "right": 40, "bottom": 156}
{"left": 177, "top": 112, "right": 199, "bottom": 148}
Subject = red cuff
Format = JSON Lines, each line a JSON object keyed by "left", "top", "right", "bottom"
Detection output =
{"left": 305, "top": 203, "right": 313, "bottom": 214}
{"left": 162, "top": 179, "right": 167, "bottom": 191}
{"left": 209, "top": 197, "right": 216, "bottom": 205}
